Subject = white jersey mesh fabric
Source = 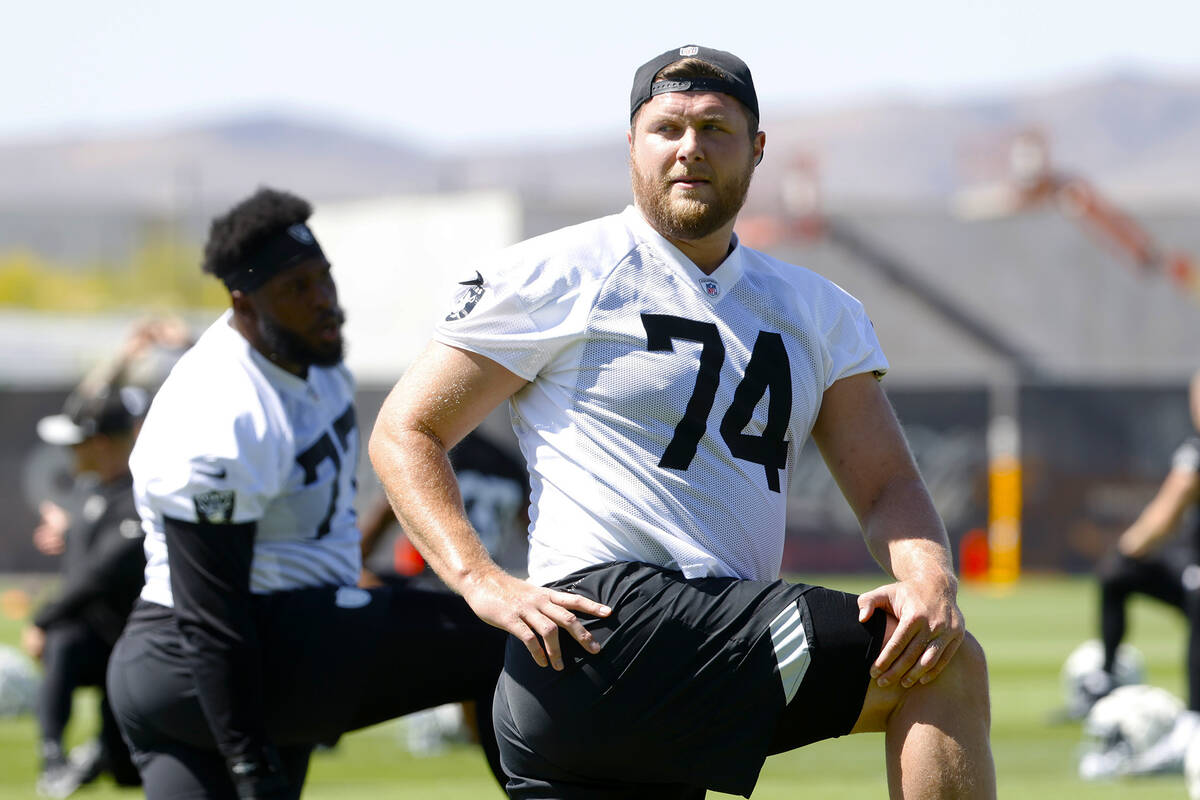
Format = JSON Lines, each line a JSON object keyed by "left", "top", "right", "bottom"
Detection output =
{"left": 133, "top": 310, "right": 362, "bottom": 607}
{"left": 435, "top": 206, "right": 887, "bottom": 584}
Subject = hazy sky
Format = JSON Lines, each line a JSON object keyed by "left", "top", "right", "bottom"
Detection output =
{"left": 8, "top": 0, "right": 1199, "bottom": 151}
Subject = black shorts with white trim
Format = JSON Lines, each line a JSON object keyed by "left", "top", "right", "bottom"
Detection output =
{"left": 493, "top": 561, "right": 884, "bottom": 799}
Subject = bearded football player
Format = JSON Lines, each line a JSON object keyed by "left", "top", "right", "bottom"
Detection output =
{"left": 107, "top": 188, "right": 507, "bottom": 800}
{"left": 370, "top": 46, "right": 996, "bottom": 799}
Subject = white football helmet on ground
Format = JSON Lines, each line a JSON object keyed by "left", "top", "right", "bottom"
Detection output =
{"left": 1078, "top": 684, "right": 1186, "bottom": 780}
{"left": 0, "top": 644, "right": 39, "bottom": 718}
{"left": 1060, "top": 639, "right": 1145, "bottom": 721}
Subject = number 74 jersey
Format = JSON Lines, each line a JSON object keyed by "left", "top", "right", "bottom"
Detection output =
{"left": 436, "top": 206, "right": 888, "bottom": 586}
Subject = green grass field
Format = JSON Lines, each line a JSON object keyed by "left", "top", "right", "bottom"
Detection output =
{"left": 0, "top": 573, "right": 1192, "bottom": 799}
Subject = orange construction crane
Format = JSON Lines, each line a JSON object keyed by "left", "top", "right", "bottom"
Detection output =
{"left": 952, "top": 129, "right": 1199, "bottom": 298}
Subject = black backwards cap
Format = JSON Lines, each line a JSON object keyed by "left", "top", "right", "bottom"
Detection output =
{"left": 37, "top": 385, "right": 149, "bottom": 446}
{"left": 629, "top": 45, "right": 758, "bottom": 122}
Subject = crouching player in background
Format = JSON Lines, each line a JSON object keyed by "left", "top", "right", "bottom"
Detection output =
{"left": 1084, "top": 370, "right": 1200, "bottom": 774}
{"left": 106, "top": 188, "right": 507, "bottom": 799}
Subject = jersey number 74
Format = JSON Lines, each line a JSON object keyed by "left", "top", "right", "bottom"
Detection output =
{"left": 642, "top": 313, "right": 791, "bottom": 493}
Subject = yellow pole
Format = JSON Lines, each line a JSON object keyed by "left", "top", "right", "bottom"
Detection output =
{"left": 987, "top": 414, "right": 1021, "bottom": 584}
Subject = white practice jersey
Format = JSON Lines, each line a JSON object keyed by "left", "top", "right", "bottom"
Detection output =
{"left": 435, "top": 206, "right": 888, "bottom": 585}
{"left": 132, "top": 310, "right": 361, "bottom": 607}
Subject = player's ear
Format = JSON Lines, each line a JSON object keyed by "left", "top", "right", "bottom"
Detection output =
{"left": 230, "top": 289, "right": 256, "bottom": 323}
{"left": 753, "top": 130, "right": 766, "bottom": 168}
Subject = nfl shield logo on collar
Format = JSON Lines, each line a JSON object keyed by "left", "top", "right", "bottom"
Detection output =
{"left": 699, "top": 278, "right": 720, "bottom": 298}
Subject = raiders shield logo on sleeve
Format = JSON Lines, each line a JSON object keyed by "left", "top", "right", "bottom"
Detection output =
{"left": 193, "top": 489, "right": 236, "bottom": 524}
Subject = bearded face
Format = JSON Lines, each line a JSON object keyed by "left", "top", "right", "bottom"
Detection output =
{"left": 246, "top": 257, "right": 346, "bottom": 374}
{"left": 631, "top": 146, "right": 755, "bottom": 242}
{"left": 629, "top": 91, "right": 760, "bottom": 244}
{"left": 257, "top": 305, "right": 345, "bottom": 369}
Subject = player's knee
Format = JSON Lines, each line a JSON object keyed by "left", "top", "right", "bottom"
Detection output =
{"left": 885, "top": 631, "right": 990, "bottom": 736}
{"left": 955, "top": 633, "right": 988, "bottom": 685}
{"left": 935, "top": 632, "right": 990, "bottom": 717}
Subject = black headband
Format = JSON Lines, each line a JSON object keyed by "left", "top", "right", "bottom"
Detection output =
{"left": 222, "top": 223, "right": 326, "bottom": 293}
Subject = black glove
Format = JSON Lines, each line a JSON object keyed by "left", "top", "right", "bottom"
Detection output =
{"left": 226, "top": 746, "right": 291, "bottom": 800}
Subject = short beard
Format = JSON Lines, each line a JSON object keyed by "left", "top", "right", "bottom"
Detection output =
{"left": 258, "top": 309, "right": 345, "bottom": 370}
{"left": 631, "top": 152, "right": 755, "bottom": 242}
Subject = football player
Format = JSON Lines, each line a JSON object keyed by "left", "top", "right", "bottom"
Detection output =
{"left": 1084, "top": 370, "right": 1200, "bottom": 771}
{"left": 106, "top": 188, "right": 507, "bottom": 799}
{"left": 370, "top": 45, "right": 996, "bottom": 798}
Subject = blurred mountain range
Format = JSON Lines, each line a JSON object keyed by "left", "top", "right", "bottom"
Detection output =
{"left": 2, "top": 69, "right": 1198, "bottom": 221}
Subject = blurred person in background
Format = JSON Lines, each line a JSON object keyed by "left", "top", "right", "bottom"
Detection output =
{"left": 371, "top": 44, "right": 995, "bottom": 799}
{"left": 30, "top": 316, "right": 193, "bottom": 561}
{"left": 1083, "top": 369, "right": 1200, "bottom": 772}
{"left": 24, "top": 384, "right": 149, "bottom": 798}
{"left": 106, "top": 187, "right": 507, "bottom": 800}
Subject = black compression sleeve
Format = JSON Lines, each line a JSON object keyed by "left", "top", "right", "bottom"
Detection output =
{"left": 163, "top": 515, "right": 269, "bottom": 763}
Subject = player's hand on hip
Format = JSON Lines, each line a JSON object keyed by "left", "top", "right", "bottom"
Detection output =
{"left": 857, "top": 577, "right": 964, "bottom": 690}
{"left": 463, "top": 569, "right": 611, "bottom": 670}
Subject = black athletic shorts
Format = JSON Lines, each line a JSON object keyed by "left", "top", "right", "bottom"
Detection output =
{"left": 493, "top": 562, "right": 886, "bottom": 799}
{"left": 107, "top": 583, "right": 507, "bottom": 798}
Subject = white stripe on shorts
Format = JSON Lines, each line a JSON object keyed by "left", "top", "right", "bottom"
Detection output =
{"left": 768, "top": 601, "right": 811, "bottom": 705}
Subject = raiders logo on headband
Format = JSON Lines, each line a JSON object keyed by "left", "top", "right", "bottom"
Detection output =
{"left": 287, "top": 224, "right": 316, "bottom": 245}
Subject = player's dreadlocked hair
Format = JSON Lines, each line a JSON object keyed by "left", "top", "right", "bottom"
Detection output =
{"left": 202, "top": 187, "right": 313, "bottom": 281}
{"left": 638, "top": 58, "right": 760, "bottom": 138}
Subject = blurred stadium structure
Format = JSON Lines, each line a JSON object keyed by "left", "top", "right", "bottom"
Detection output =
{"left": 2, "top": 72, "right": 1198, "bottom": 577}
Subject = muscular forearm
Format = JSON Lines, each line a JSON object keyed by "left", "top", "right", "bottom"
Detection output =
{"left": 370, "top": 424, "right": 499, "bottom": 595}
{"left": 1120, "top": 509, "right": 1175, "bottom": 555}
{"left": 861, "top": 475, "right": 956, "bottom": 591}
{"left": 370, "top": 342, "right": 610, "bottom": 670}
{"left": 1119, "top": 469, "right": 1197, "bottom": 556}
{"left": 369, "top": 341, "right": 528, "bottom": 595}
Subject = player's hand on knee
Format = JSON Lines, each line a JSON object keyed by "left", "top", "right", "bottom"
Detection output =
{"left": 857, "top": 579, "right": 964, "bottom": 689}
{"left": 463, "top": 569, "right": 611, "bottom": 671}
